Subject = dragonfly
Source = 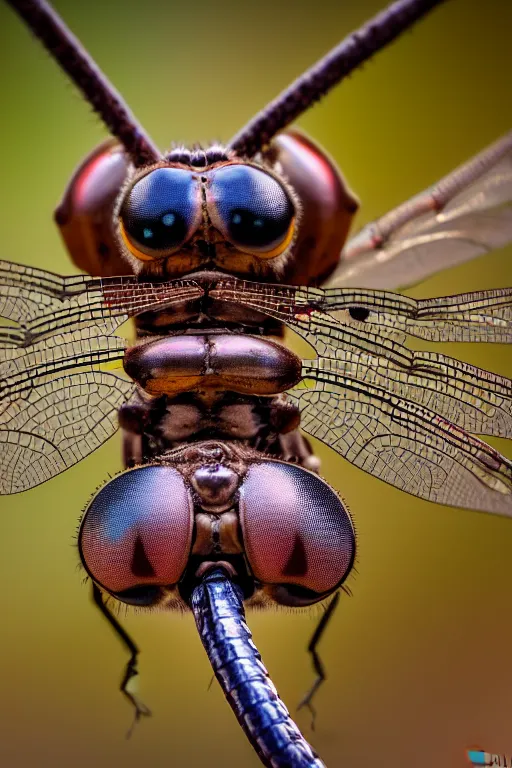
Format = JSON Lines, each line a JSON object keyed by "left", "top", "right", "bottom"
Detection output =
{"left": 1, "top": 0, "right": 511, "bottom": 766}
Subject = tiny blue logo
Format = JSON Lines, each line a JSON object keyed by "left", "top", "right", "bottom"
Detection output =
{"left": 467, "top": 750, "right": 512, "bottom": 767}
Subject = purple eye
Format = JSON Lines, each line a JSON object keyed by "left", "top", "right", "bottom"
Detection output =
{"left": 207, "top": 164, "right": 296, "bottom": 258}
{"left": 119, "top": 168, "right": 202, "bottom": 260}
{"left": 78, "top": 465, "right": 193, "bottom": 605}
{"left": 239, "top": 461, "right": 355, "bottom": 606}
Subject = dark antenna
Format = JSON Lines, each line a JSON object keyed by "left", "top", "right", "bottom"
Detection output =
{"left": 6, "top": 0, "right": 162, "bottom": 167}
{"left": 229, "top": 0, "right": 448, "bottom": 157}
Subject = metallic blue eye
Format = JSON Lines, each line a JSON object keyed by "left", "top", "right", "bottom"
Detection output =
{"left": 120, "top": 168, "right": 201, "bottom": 259}
{"left": 208, "top": 165, "right": 295, "bottom": 256}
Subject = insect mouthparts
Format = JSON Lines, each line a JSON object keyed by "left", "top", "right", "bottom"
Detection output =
{"left": 195, "top": 239, "right": 216, "bottom": 260}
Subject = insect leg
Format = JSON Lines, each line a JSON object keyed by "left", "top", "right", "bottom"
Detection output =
{"left": 297, "top": 591, "right": 340, "bottom": 730}
{"left": 91, "top": 583, "right": 151, "bottom": 736}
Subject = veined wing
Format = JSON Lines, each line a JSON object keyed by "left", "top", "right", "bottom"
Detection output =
{"left": 212, "top": 280, "right": 512, "bottom": 516}
{"left": 0, "top": 259, "right": 201, "bottom": 345}
{"left": 326, "top": 131, "right": 512, "bottom": 290}
{"left": 0, "top": 261, "right": 202, "bottom": 494}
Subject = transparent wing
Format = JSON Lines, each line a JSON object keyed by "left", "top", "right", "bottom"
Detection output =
{"left": 326, "top": 131, "right": 512, "bottom": 290}
{"left": 0, "top": 259, "right": 201, "bottom": 345}
{"left": 212, "top": 280, "right": 512, "bottom": 516}
{"left": 0, "top": 261, "right": 202, "bottom": 493}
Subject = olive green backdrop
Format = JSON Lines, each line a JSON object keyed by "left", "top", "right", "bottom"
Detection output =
{"left": 0, "top": 1, "right": 511, "bottom": 766}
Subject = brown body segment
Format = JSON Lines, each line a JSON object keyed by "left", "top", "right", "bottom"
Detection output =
{"left": 124, "top": 334, "right": 302, "bottom": 397}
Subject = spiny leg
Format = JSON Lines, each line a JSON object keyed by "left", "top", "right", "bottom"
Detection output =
{"left": 91, "top": 583, "right": 151, "bottom": 737}
{"left": 297, "top": 591, "right": 340, "bottom": 730}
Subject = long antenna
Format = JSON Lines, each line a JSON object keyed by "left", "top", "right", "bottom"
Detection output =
{"left": 6, "top": 0, "right": 162, "bottom": 167}
{"left": 229, "top": 0, "right": 448, "bottom": 158}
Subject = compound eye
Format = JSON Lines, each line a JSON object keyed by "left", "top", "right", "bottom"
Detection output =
{"left": 239, "top": 461, "right": 355, "bottom": 606}
{"left": 78, "top": 466, "right": 193, "bottom": 605}
{"left": 119, "top": 168, "right": 202, "bottom": 260}
{"left": 208, "top": 165, "right": 295, "bottom": 258}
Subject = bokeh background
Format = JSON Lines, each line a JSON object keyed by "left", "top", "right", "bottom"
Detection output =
{"left": 0, "top": 1, "right": 511, "bottom": 766}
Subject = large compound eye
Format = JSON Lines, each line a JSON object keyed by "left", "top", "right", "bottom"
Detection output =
{"left": 239, "top": 461, "right": 355, "bottom": 606}
{"left": 119, "top": 168, "right": 202, "bottom": 260}
{"left": 78, "top": 466, "right": 193, "bottom": 605}
{"left": 207, "top": 165, "right": 295, "bottom": 258}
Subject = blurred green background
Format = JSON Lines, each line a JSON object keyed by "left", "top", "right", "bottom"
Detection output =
{"left": 0, "top": 1, "right": 511, "bottom": 766}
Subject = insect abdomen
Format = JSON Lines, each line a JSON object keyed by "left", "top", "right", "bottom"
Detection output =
{"left": 123, "top": 334, "right": 302, "bottom": 397}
